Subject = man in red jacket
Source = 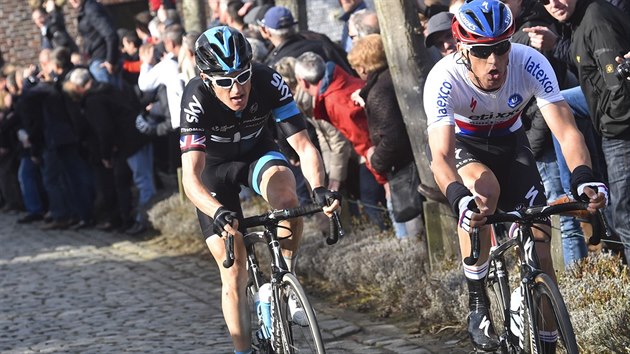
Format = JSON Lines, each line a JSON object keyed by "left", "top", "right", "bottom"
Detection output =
{"left": 295, "top": 51, "right": 387, "bottom": 229}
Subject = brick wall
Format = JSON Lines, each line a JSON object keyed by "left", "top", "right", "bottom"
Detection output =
{"left": 0, "top": 0, "right": 374, "bottom": 69}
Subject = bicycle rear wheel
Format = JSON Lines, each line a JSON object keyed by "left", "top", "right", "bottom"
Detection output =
{"left": 523, "top": 273, "right": 578, "bottom": 354}
{"left": 271, "top": 273, "right": 325, "bottom": 354}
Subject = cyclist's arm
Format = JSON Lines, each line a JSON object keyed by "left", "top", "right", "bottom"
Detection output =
{"left": 286, "top": 129, "right": 326, "bottom": 191}
{"left": 427, "top": 124, "right": 461, "bottom": 194}
{"left": 539, "top": 100, "right": 592, "bottom": 171}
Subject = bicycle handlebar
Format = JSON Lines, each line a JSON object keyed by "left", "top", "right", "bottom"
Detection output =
{"left": 464, "top": 202, "right": 608, "bottom": 266}
{"left": 223, "top": 203, "right": 344, "bottom": 268}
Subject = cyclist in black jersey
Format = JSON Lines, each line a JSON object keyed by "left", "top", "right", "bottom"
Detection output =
{"left": 179, "top": 26, "right": 340, "bottom": 354}
{"left": 425, "top": 1, "right": 607, "bottom": 351}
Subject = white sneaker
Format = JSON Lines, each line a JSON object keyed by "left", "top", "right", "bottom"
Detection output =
{"left": 288, "top": 294, "right": 309, "bottom": 327}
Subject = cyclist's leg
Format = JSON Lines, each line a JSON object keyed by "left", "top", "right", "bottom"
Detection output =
{"left": 248, "top": 151, "right": 302, "bottom": 267}
{"left": 451, "top": 136, "right": 501, "bottom": 350}
{"left": 457, "top": 161, "right": 501, "bottom": 351}
{"left": 197, "top": 166, "right": 252, "bottom": 352}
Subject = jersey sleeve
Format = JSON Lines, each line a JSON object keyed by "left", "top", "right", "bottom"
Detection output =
{"left": 255, "top": 64, "right": 306, "bottom": 137}
{"left": 423, "top": 58, "right": 456, "bottom": 131}
{"left": 179, "top": 78, "right": 208, "bottom": 154}
{"left": 518, "top": 46, "right": 564, "bottom": 109}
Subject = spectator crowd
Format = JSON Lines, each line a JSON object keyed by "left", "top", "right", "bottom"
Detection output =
{"left": 0, "top": 0, "right": 629, "bottom": 265}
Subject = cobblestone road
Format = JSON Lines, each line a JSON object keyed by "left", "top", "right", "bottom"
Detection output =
{"left": 0, "top": 214, "right": 470, "bottom": 353}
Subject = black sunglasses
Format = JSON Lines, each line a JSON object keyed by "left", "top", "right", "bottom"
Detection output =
{"left": 464, "top": 40, "right": 512, "bottom": 59}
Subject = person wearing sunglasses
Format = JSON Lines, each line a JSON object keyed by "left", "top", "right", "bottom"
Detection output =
{"left": 423, "top": 0, "right": 608, "bottom": 351}
{"left": 179, "top": 26, "right": 340, "bottom": 354}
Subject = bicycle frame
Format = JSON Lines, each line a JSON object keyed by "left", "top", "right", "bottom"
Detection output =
{"left": 244, "top": 227, "right": 290, "bottom": 293}
{"left": 488, "top": 221, "right": 547, "bottom": 350}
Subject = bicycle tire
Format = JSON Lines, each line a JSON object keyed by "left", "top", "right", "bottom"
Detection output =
{"left": 486, "top": 257, "right": 526, "bottom": 354}
{"left": 522, "top": 273, "right": 579, "bottom": 354}
{"left": 271, "top": 273, "right": 325, "bottom": 354}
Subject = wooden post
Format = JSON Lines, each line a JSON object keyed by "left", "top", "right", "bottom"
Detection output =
{"left": 424, "top": 201, "right": 459, "bottom": 270}
{"left": 374, "top": 0, "right": 437, "bottom": 266}
{"left": 274, "top": 0, "right": 307, "bottom": 31}
{"left": 182, "top": 0, "right": 206, "bottom": 33}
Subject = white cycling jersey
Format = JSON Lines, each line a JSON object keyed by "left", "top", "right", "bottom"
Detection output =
{"left": 424, "top": 43, "right": 564, "bottom": 137}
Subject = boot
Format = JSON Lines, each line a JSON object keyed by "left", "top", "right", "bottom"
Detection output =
{"left": 466, "top": 277, "right": 500, "bottom": 352}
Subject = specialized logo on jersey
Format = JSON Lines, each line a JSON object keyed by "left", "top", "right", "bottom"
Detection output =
{"left": 507, "top": 94, "right": 523, "bottom": 108}
{"left": 180, "top": 134, "right": 206, "bottom": 151}
{"left": 524, "top": 56, "right": 554, "bottom": 93}
{"left": 470, "top": 97, "right": 478, "bottom": 112}
{"left": 271, "top": 73, "right": 292, "bottom": 101}
{"left": 436, "top": 81, "right": 453, "bottom": 118}
{"left": 184, "top": 95, "right": 204, "bottom": 123}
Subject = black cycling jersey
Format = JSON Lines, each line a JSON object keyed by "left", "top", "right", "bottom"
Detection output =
{"left": 179, "top": 63, "right": 306, "bottom": 162}
{"left": 180, "top": 63, "right": 307, "bottom": 239}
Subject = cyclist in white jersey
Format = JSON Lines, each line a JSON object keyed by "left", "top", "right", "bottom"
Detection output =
{"left": 424, "top": 0, "right": 607, "bottom": 351}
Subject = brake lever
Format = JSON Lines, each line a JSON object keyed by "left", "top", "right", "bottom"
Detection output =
{"left": 464, "top": 227, "right": 481, "bottom": 266}
{"left": 223, "top": 233, "right": 235, "bottom": 268}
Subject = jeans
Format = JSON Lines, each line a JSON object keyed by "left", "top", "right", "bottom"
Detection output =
{"left": 536, "top": 149, "right": 587, "bottom": 266}
{"left": 127, "top": 144, "right": 156, "bottom": 224}
{"left": 89, "top": 59, "right": 119, "bottom": 87}
{"left": 289, "top": 163, "right": 312, "bottom": 206}
{"left": 601, "top": 137, "right": 630, "bottom": 262}
{"left": 18, "top": 156, "right": 45, "bottom": 215}
{"left": 386, "top": 197, "right": 422, "bottom": 239}
{"left": 559, "top": 87, "right": 606, "bottom": 181}
{"left": 359, "top": 163, "right": 387, "bottom": 231}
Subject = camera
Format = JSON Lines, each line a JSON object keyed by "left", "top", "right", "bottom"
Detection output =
{"left": 615, "top": 58, "right": 630, "bottom": 80}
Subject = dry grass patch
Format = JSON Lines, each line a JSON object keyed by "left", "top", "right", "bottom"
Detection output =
{"left": 147, "top": 195, "right": 630, "bottom": 351}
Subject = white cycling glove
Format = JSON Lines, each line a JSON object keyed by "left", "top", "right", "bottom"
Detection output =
{"left": 457, "top": 195, "right": 477, "bottom": 233}
{"left": 577, "top": 182, "right": 609, "bottom": 206}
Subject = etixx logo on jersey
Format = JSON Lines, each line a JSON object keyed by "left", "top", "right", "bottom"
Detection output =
{"left": 507, "top": 94, "right": 523, "bottom": 108}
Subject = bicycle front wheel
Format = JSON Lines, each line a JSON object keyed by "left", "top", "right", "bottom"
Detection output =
{"left": 524, "top": 273, "right": 578, "bottom": 354}
{"left": 271, "top": 273, "right": 325, "bottom": 354}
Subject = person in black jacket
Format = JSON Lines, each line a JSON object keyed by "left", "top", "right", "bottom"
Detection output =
{"left": 19, "top": 47, "right": 95, "bottom": 230}
{"left": 68, "top": 0, "right": 119, "bottom": 86}
{"left": 348, "top": 34, "right": 423, "bottom": 239}
{"left": 541, "top": 0, "right": 630, "bottom": 263}
{"left": 64, "top": 67, "right": 156, "bottom": 236}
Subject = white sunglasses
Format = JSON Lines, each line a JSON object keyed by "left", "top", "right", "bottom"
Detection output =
{"left": 208, "top": 65, "right": 252, "bottom": 88}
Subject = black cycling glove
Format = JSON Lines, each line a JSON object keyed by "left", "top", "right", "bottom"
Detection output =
{"left": 312, "top": 187, "right": 342, "bottom": 207}
{"left": 213, "top": 206, "right": 238, "bottom": 235}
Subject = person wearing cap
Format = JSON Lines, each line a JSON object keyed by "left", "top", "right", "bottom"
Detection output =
{"left": 424, "top": 0, "right": 606, "bottom": 350}
{"left": 423, "top": 11, "right": 456, "bottom": 58}
{"left": 260, "top": 6, "right": 355, "bottom": 73}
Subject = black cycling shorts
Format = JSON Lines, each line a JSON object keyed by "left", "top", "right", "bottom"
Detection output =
{"left": 453, "top": 128, "right": 549, "bottom": 217}
{"left": 197, "top": 140, "right": 289, "bottom": 239}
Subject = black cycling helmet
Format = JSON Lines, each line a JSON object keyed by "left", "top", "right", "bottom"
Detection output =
{"left": 195, "top": 26, "right": 253, "bottom": 75}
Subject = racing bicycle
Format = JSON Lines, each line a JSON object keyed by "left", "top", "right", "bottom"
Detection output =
{"left": 465, "top": 202, "right": 609, "bottom": 353}
{"left": 223, "top": 203, "right": 344, "bottom": 354}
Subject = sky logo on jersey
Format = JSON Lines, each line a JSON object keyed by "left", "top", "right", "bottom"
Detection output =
{"left": 184, "top": 95, "right": 204, "bottom": 123}
{"left": 271, "top": 73, "right": 292, "bottom": 101}
{"left": 436, "top": 81, "right": 453, "bottom": 118}
{"left": 507, "top": 94, "right": 523, "bottom": 108}
{"left": 524, "top": 56, "right": 554, "bottom": 93}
